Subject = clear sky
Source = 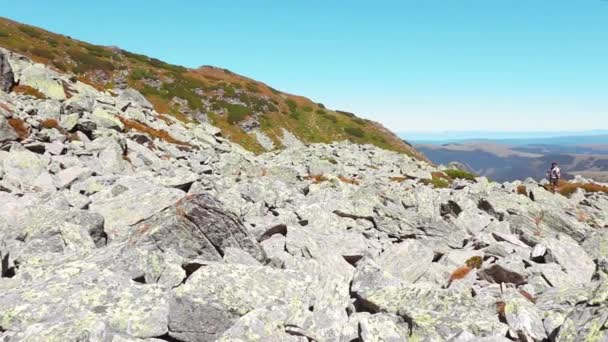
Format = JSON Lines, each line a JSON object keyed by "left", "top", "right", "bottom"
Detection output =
{"left": 3, "top": 1, "right": 608, "bottom": 134}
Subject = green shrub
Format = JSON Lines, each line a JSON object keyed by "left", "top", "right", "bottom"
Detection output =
{"left": 18, "top": 26, "right": 42, "bottom": 38}
{"left": 160, "top": 79, "right": 203, "bottom": 109}
{"left": 31, "top": 47, "right": 55, "bottom": 60}
{"left": 337, "top": 110, "right": 355, "bottom": 118}
{"left": 223, "top": 85, "right": 236, "bottom": 97}
{"left": 316, "top": 109, "right": 326, "bottom": 115}
{"left": 344, "top": 127, "right": 365, "bottom": 138}
{"left": 85, "top": 45, "right": 115, "bottom": 58}
{"left": 246, "top": 82, "right": 259, "bottom": 93}
{"left": 324, "top": 114, "right": 337, "bottom": 123}
{"left": 444, "top": 169, "right": 477, "bottom": 181}
{"left": 352, "top": 117, "right": 367, "bottom": 126}
{"left": 285, "top": 99, "right": 297, "bottom": 112}
{"left": 226, "top": 103, "right": 250, "bottom": 124}
{"left": 68, "top": 48, "right": 115, "bottom": 73}
{"left": 0, "top": 30, "right": 9, "bottom": 38}
{"left": 318, "top": 103, "right": 325, "bottom": 109}
{"left": 289, "top": 110, "right": 301, "bottom": 120}
{"left": 148, "top": 57, "right": 187, "bottom": 73}
{"left": 302, "top": 105, "right": 313, "bottom": 112}
{"left": 424, "top": 177, "right": 450, "bottom": 188}
{"left": 130, "top": 68, "right": 156, "bottom": 80}
{"left": 269, "top": 87, "right": 281, "bottom": 94}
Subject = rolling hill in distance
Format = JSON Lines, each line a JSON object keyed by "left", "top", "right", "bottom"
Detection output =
{"left": 412, "top": 131, "right": 608, "bottom": 182}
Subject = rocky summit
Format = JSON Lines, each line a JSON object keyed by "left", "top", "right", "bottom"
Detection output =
{"left": 0, "top": 47, "right": 608, "bottom": 342}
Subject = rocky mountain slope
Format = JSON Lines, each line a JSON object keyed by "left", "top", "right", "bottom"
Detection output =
{"left": 0, "top": 17, "right": 425, "bottom": 160}
{"left": 1, "top": 45, "right": 608, "bottom": 341}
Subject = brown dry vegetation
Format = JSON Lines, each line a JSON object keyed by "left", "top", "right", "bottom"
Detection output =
{"left": 338, "top": 175, "right": 360, "bottom": 185}
{"left": 39, "top": 118, "right": 60, "bottom": 130}
{"left": 516, "top": 185, "right": 527, "bottom": 196}
{"left": 12, "top": 85, "right": 45, "bottom": 99}
{"left": 519, "top": 290, "right": 537, "bottom": 304}
{"left": 449, "top": 266, "right": 472, "bottom": 283}
{"left": 305, "top": 174, "right": 329, "bottom": 184}
{"left": 7, "top": 118, "right": 29, "bottom": 139}
{"left": 117, "top": 116, "right": 190, "bottom": 146}
{"left": 553, "top": 180, "right": 608, "bottom": 198}
{"left": 389, "top": 176, "right": 408, "bottom": 183}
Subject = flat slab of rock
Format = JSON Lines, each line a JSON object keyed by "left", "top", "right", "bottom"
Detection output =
{"left": 89, "top": 177, "right": 185, "bottom": 240}
{"left": 359, "top": 285, "right": 508, "bottom": 339}
{"left": 169, "top": 262, "right": 313, "bottom": 341}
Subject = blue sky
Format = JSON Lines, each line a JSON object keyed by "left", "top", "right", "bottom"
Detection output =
{"left": 3, "top": 1, "right": 608, "bottom": 134}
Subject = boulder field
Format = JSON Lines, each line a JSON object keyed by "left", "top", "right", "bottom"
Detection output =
{"left": 1, "top": 48, "right": 608, "bottom": 341}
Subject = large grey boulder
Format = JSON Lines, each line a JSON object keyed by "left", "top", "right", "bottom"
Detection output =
{"left": 169, "top": 262, "right": 313, "bottom": 341}
{"left": 0, "top": 255, "right": 169, "bottom": 339}
{"left": 376, "top": 239, "right": 434, "bottom": 284}
{"left": 1, "top": 144, "right": 55, "bottom": 192}
{"left": 130, "top": 193, "right": 266, "bottom": 262}
{"left": 0, "top": 50, "right": 14, "bottom": 92}
{"left": 359, "top": 285, "right": 508, "bottom": 339}
{"left": 89, "top": 176, "right": 185, "bottom": 241}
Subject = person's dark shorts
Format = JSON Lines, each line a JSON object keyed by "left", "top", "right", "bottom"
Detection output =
{"left": 550, "top": 178, "right": 559, "bottom": 186}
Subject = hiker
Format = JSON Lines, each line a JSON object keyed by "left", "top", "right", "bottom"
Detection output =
{"left": 547, "top": 162, "right": 561, "bottom": 192}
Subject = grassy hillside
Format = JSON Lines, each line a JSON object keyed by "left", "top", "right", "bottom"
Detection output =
{"left": 0, "top": 17, "right": 425, "bottom": 160}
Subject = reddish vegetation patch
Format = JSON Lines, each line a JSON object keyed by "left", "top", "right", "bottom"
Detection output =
{"left": 431, "top": 171, "right": 451, "bottom": 181}
{"left": 554, "top": 181, "right": 608, "bottom": 198}
{"left": 519, "top": 290, "right": 537, "bottom": 304}
{"left": 12, "top": 85, "right": 45, "bottom": 99}
{"left": 338, "top": 175, "right": 360, "bottom": 185}
{"left": 517, "top": 185, "right": 527, "bottom": 196}
{"left": 39, "top": 118, "right": 60, "bottom": 130}
{"left": 118, "top": 116, "right": 191, "bottom": 146}
{"left": 305, "top": 174, "right": 329, "bottom": 184}
{"left": 449, "top": 266, "right": 472, "bottom": 283}
{"left": 7, "top": 118, "right": 29, "bottom": 140}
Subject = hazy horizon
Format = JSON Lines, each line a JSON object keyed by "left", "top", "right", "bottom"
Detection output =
{"left": 402, "top": 130, "right": 608, "bottom": 143}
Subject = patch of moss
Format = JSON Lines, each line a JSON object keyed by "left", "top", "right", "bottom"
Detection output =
{"left": 444, "top": 169, "right": 477, "bottom": 181}
{"left": 465, "top": 256, "right": 483, "bottom": 269}
{"left": 285, "top": 99, "right": 297, "bottom": 112}
{"left": 225, "top": 103, "right": 250, "bottom": 124}
{"left": 344, "top": 127, "right": 365, "bottom": 138}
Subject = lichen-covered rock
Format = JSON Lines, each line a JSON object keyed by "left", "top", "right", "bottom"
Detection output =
{"left": 131, "top": 193, "right": 265, "bottom": 262}
{"left": 359, "top": 285, "right": 508, "bottom": 339}
{"left": 0, "top": 256, "right": 169, "bottom": 339}
{"left": 169, "top": 262, "right": 313, "bottom": 341}
{"left": 89, "top": 176, "right": 185, "bottom": 240}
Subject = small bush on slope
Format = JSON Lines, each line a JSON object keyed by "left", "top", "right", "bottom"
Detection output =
{"left": 444, "top": 169, "right": 477, "bottom": 181}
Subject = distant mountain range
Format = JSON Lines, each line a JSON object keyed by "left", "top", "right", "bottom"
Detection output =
{"left": 414, "top": 133, "right": 608, "bottom": 182}
{"left": 402, "top": 130, "right": 608, "bottom": 144}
